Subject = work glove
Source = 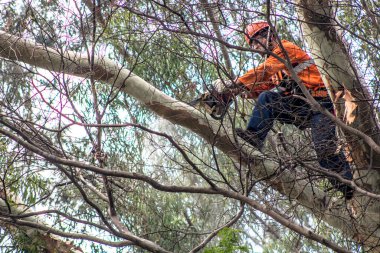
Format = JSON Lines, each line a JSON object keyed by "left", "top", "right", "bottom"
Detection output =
{"left": 212, "top": 79, "right": 238, "bottom": 94}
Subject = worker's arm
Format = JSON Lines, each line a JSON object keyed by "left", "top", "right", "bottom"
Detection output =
{"left": 238, "top": 57, "right": 285, "bottom": 90}
{"left": 237, "top": 41, "right": 304, "bottom": 95}
{"left": 235, "top": 79, "right": 244, "bottom": 86}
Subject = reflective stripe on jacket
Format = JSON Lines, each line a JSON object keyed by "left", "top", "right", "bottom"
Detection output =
{"left": 238, "top": 40, "right": 326, "bottom": 97}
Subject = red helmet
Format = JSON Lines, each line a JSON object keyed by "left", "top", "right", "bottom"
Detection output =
{"left": 244, "top": 21, "right": 270, "bottom": 45}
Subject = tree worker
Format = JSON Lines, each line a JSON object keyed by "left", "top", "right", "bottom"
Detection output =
{"left": 228, "top": 20, "right": 355, "bottom": 202}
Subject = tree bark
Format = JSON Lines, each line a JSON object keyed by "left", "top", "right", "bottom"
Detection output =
{"left": 0, "top": 30, "right": 379, "bottom": 250}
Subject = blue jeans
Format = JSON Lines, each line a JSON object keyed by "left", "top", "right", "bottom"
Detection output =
{"left": 247, "top": 91, "right": 353, "bottom": 199}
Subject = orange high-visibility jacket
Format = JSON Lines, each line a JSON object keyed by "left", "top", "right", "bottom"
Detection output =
{"left": 238, "top": 40, "right": 326, "bottom": 97}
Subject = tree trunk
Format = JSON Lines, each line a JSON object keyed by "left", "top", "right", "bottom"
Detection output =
{"left": 0, "top": 30, "right": 379, "bottom": 250}
{"left": 296, "top": 0, "right": 380, "bottom": 250}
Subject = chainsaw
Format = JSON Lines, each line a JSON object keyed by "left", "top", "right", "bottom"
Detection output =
{"left": 189, "top": 79, "right": 235, "bottom": 120}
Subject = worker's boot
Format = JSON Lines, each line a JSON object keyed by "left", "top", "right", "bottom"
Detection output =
{"left": 235, "top": 128, "right": 263, "bottom": 150}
